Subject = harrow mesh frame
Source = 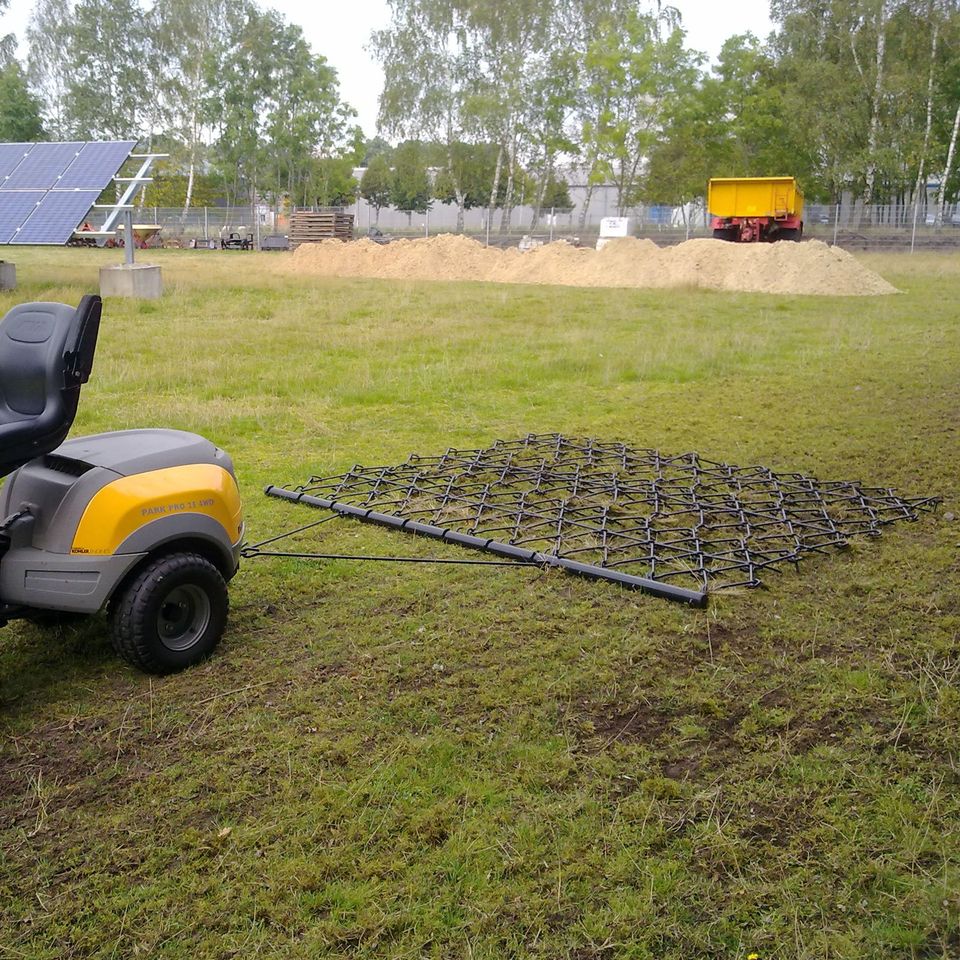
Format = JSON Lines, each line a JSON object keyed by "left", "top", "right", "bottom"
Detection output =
{"left": 262, "top": 434, "right": 936, "bottom": 604}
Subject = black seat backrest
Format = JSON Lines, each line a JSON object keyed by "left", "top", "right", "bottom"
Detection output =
{"left": 0, "top": 295, "right": 101, "bottom": 480}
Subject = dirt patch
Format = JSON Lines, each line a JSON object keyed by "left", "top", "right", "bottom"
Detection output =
{"left": 661, "top": 758, "right": 701, "bottom": 781}
{"left": 589, "top": 702, "right": 680, "bottom": 746}
{"left": 289, "top": 234, "right": 897, "bottom": 297}
{"left": 575, "top": 685, "right": 872, "bottom": 780}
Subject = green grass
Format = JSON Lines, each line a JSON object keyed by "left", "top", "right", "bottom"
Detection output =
{"left": 1, "top": 247, "right": 958, "bottom": 959}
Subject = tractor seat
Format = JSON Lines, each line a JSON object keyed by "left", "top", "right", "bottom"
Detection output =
{"left": 0, "top": 295, "right": 101, "bottom": 481}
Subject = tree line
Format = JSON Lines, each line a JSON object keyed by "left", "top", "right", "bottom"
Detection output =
{"left": 357, "top": 138, "right": 574, "bottom": 228}
{"left": 1, "top": 0, "right": 360, "bottom": 211}
{"left": 374, "top": 0, "right": 960, "bottom": 228}
{"left": 1, "top": 0, "right": 959, "bottom": 226}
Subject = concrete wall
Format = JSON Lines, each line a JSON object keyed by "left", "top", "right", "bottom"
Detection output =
{"left": 349, "top": 177, "right": 702, "bottom": 236}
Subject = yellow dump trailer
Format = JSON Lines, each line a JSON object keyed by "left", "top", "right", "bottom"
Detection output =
{"left": 708, "top": 177, "right": 804, "bottom": 242}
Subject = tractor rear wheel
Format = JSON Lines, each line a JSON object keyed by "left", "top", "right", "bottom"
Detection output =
{"left": 109, "top": 552, "right": 228, "bottom": 674}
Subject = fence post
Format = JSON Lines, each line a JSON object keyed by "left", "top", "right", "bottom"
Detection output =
{"left": 833, "top": 204, "right": 839, "bottom": 246}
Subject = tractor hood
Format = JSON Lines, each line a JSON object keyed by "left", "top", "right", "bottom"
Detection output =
{"left": 54, "top": 429, "right": 234, "bottom": 478}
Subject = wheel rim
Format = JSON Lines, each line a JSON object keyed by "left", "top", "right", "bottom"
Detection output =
{"left": 157, "top": 584, "right": 211, "bottom": 652}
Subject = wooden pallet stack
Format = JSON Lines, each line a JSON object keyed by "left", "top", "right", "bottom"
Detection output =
{"left": 288, "top": 211, "right": 354, "bottom": 246}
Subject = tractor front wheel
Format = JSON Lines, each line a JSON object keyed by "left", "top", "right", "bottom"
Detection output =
{"left": 109, "top": 552, "right": 228, "bottom": 674}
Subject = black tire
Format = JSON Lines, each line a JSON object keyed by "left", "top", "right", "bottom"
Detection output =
{"left": 712, "top": 227, "right": 736, "bottom": 241}
{"left": 109, "top": 552, "right": 228, "bottom": 674}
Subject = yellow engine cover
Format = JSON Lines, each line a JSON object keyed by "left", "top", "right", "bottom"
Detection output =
{"left": 71, "top": 464, "right": 243, "bottom": 556}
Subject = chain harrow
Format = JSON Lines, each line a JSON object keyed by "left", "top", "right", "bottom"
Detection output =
{"left": 262, "top": 434, "right": 937, "bottom": 602}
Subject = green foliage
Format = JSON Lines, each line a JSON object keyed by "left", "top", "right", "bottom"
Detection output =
{"left": 145, "top": 0, "right": 229, "bottom": 211}
{"left": 262, "top": 19, "right": 354, "bottom": 206}
{"left": 209, "top": 2, "right": 354, "bottom": 208}
{"left": 767, "top": 0, "right": 960, "bottom": 204}
{"left": 359, "top": 154, "right": 393, "bottom": 217}
{"left": 64, "top": 0, "right": 150, "bottom": 139}
{"left": 25, "top": 0, "right": 71, "bottom": 138}
{"left": 372, "top": 2, "right": 488, "bottom": 224}
{"left": 0, "top": 0, "right": 13, "bottom": 65}
{"left": 310, "top": 156, "right": 358, "bottom": 208}
{"left": 20, "top": 0, "right": 354, "bottom": 211}
{"left": 539, "top": 176, "right": 574, "bottom": 213}
{"left": 368, "top": 0, "right": 960, "bottom": 215}
{"left": 11, "top": 0, "right": 960, "bottom": 215}
{"left": 643, "top": 75, "right": 728, "bottom": 208}
{"left": 0, "top": 62, "right": 44, "bottom": 140}
{"left": 432, "top": 142, "right": 494, "bottom": 209}
{"left": 390, "top": 140, "right": 431, "bottom": 214}
{"left": 373, "top": 0, "right": 581, "bottom": 230}
{"left": 361, "top": 136, "right": 393, "bottom": 167}
{"left": 140, "top": 170, "right": 220, "bottom": 208}
{"left": 713, "top": 33, "right": 814, "bottom": 179}
{"left": 579, "top": 9, "right": 703, "bottom": 215}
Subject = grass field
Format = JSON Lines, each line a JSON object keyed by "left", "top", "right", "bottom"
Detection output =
{"left": 0, "top": 247, "right": 958, "bottom": 959}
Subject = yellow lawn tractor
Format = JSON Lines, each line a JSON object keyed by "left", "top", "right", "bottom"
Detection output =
{"left": 0, "top": 295, "right": 243, "bottom": 673}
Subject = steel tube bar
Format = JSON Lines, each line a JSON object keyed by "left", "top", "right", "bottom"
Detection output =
{"left": 264, "top": 484, "right": 709, "bottom": 607}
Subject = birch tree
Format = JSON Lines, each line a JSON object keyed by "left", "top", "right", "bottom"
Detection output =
{"left": 0, "top": 62, "right": 45, "bottom": 139}
{"left": 63, "top": 0, "right": 151, "bottom": 139}
{"left": 150, "top": 0, "right": 227, "bottom": 217}
{"left": 0, "top": 0, "right": 15, "bottom": 65}
{"left": 936, "top": 2, "right": 960, "bottom": 219}
{"left": 911, "top": 0, "right": 941, "bottom": 222}
{"left": 373, "top": 1, "right": 477, "bottom": 232}
{"left": 576, "top": 3, "right": 697, "bottom": 218}
{"left": 25, "top": 0, "right": 71, "bottom": 138}
{"left": 861, "top": 0, "right": 893, "bottom": 218}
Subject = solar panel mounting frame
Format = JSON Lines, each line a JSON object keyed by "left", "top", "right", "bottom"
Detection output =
{"left": 0, "top": 140, "right": 156, "bottom": 247}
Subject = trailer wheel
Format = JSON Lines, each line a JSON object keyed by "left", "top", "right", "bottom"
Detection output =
{"left": 109, "top": 552, "right": 228, "bottom": 674}
{"left": 712, "top": 227, "right": 736, "bottom": 241}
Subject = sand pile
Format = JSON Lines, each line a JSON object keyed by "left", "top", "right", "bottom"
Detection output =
{"left": 289, "top": 234, "right": 896, "bottom": 296}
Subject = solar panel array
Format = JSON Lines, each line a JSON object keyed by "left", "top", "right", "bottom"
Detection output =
{"left": 0, "top": 140, "right": 136, "bottom": 245}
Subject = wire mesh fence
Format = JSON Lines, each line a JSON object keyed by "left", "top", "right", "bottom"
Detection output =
{"left": 86, "top": 206, "right": 268, "bottom": 244}
{"left": 98, "top": 200, "right": 960, "bottom": 249}
{"left": 351, "top": 196, "right": 960, "bottom": 248}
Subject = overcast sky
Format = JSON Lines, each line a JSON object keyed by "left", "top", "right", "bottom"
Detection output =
{"left": 0, "top": 0, "right": 774, "bottom": 137}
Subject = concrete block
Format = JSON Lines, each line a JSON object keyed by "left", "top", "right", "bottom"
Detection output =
{"left": 0, "top": 261, "right": 15, "bottom": 291}
{"left": 99, "top": 263, "right": 163, "bottom": 299}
